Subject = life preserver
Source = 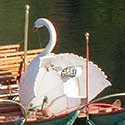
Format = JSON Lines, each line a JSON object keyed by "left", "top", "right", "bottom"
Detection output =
{"left": 88, "top": 103, "right": 120, "bottom": 115}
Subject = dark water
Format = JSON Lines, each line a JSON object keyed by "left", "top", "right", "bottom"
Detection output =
{"left": 0, "top": 0, "right": 125, "bottom": 93}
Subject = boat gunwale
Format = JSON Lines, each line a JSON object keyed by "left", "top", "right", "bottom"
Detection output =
{"left": 89, "top": 108, "right": 125, "bottom": 116}
{"left": 26, "top": 106, "right": 79, "bottom": 123}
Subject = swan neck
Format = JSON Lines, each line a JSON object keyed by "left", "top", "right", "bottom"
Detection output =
{"left": 39, "top": 19, "right": 57, "bottom": 56}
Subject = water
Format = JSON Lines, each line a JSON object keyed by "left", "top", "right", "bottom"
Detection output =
{"left": 0, "top": 0, "right": 125, "bottom": 92}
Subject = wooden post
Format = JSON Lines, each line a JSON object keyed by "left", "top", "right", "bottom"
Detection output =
{"left": 24, "top": 5, "right": 30, "bottom": 71}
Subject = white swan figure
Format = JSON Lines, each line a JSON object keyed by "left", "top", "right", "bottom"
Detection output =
{"left": 19, "top": 18, "right": 111, "bottom": 113}
{"left": 19, "top": 18, "right": 57, "bottom": 112}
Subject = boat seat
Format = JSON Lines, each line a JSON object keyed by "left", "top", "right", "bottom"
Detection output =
{"left": 0, "top": 48, "right": 43, "bottom": 99}
{"left": 0, "top": 44, "right": 20, "bottom": 55}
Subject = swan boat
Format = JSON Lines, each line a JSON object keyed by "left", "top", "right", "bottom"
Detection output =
{"left": 18, "top": 17, "right": 113, "bottom": 125}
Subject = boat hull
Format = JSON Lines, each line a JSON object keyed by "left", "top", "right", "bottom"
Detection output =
{"left": 0, "top": 119, "right": 25, "bottom": 125}
{"left": 25, "top": 110, "right": 79, "bottom": 125}
{"left": 0, "top": 110, "right": 78, "bottom": 125}
{"left": 74, "top": 109, "right": 125, "bottom": 125}
{"left": 89, "top": 109, "right": 125, "bottom": 125}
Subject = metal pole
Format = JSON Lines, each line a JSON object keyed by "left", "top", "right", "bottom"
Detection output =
{"left": 24, "top": 5, "right": 30, "bottom": 71}
{"left": 85, "top": 32, "right": 89, "bottom": 104}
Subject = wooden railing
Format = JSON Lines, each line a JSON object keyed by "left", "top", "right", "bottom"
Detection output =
{"left": 0, "top": 45, "right": 43, "bottom": 99}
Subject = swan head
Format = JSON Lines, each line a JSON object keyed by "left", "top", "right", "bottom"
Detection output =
{"left": 33, "top": 18, "right": 57, "bottom": 56}
{"left": 33, "top": 19, "right": 44, "bottom": 30}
